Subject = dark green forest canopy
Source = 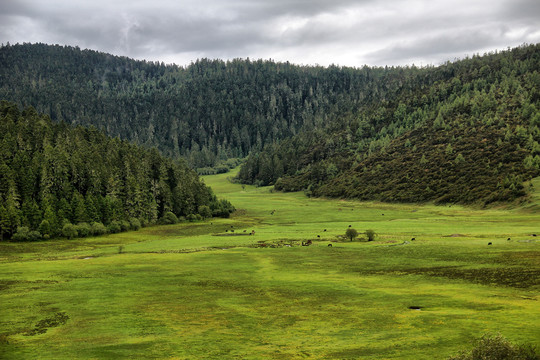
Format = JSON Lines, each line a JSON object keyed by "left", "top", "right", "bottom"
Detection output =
{"left": 0, "top": 101, "right": 234, "bottom": 240}
{"left": 1, "top": 42, "right": 539, "bottom": 206}
{"left": 0, "top": 42, "right": 433, "bottom": 169}
{"left": 238, "top": 44, "right": 540, "bottom": 205}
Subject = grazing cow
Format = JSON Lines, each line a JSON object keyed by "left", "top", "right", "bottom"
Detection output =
{"left": 507, "top": 238, "right": 511, "bottom": 241}
{"left": 348, "top": 225, "right": 352, "bottom": 228}
{"left": 243, "top": 230, "right": 247, "bottom": 233}
{"left": 328, "top": 244, "right": 333, "bottom": 247}
{"left": 323, "top": 229, "right": 327, "bottom": 232}
{"left": 411, "top": 237, "right": 415, "bottom": 241}
{"left": 302, "top": 240, "right": 313, "bottom": 246}
{"left": 533, "top": 234, "right": 537, "bottom": 237}
{"left": 317, "top": 235, "right": 320, "bottom": 238}
{"left": 382, "top": 214, "right": 384, "bottom": 216}
{"left": 225, "top": 229, "right": 228, "bottom": 232}
{"left": 488, "top": 242, "right": 492, "bottom": 245}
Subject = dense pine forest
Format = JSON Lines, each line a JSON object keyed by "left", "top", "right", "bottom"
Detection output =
{"left": 0, "top": 42, "right": 386, "bottom": 171}
{"left": 0, "top": 101, "right": 234, "bottom": 241}
{"left": 1, "top": 43, "right": 539, "bottom": 207}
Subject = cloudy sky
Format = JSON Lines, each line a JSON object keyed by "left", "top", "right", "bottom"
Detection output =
{"left": 1, "top": 0, "right": 539, "bottom": 67}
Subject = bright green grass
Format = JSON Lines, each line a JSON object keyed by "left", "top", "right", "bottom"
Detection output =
{"left": 1, "top": 170, "right": 539, "bottom": 359}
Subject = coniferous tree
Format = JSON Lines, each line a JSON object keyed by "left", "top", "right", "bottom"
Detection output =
{"left": 0, "top": 101, "right": 234, "bottom": 240}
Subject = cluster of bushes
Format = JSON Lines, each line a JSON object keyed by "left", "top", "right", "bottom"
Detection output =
{"left": 9, "top": 198, "right": 235, "bottom": 242}
{"left": 12, "top": 218, "right": 144, "bottom": 241}
{"left": 158, "top": 203, "right": 228, "bottom": 225}
{"left": 11, "top": 200, "right": 235, "bottom": 241}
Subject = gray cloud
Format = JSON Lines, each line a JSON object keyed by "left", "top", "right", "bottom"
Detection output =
{"left": 1, "top": 0, "right": 539, "bottom": 67}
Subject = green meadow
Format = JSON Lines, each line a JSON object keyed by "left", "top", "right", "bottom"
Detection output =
{"left": 1, "top": 170, "right": 539, "bottom": 359}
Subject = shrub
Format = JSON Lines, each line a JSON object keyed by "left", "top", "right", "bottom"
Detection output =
{"left": 129, "top": 218, "right": 141, "bottom": 230}
{"left": 210, "top": 199, "right": 235, "bottom": 218}
{"left": 62, "top": 223, "right": 78, "bottom": 239}
{"left": 161, "top": 211, "right": 179, "bottom": 225}
{"left": 90, "top": 222, "right": 107, "bottom": 236}
{"left": 107, "top": 221, "right": 122, "bottom": 234}
{"left": 38, "top": 220, "right": 51, "bottom": 239}
{"left": 198, "top": 205, "right": 212, "bottom": 219}
{"left": 119, "top": 220, "right": 131, "bottom": 232}
{"left": 75, "top": 222, "right": 91, "bottom": 237}
{"left": 447, "top": 334, "right": 539, "bottom": 360}
{"left": 365, "top": 229, "right": 376, "bottom": 241}
{"left": 12, "top": 226, "right": 30, "bottom": 241}
{"left": 186, "top": 214, "right": 197, "bottom": 222}
{"left": 12, "top": 226, "right": 41, "bottom": 241}
{"left": 27, "top": 230, "right": 42, "bottom": 241}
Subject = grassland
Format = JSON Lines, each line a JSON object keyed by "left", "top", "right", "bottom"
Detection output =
{"left": 1, "top": 170, "right": 539, "bottom": 359}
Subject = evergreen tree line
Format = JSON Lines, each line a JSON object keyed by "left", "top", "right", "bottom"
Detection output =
{"left": 237, "top": 44, "right": 540, "bottom": 205}
{"left": 0, "top": 101, "right": 234, "bottom": 241}
{"left": 1, "top": 42, "right": 434, "bottom": 171}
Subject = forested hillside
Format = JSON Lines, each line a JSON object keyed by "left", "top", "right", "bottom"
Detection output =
{"left": 238, "top": 44, "right": 540, "bottom": 205}
{"left": 1, "top": 42, "right": 539, "bottom": 205}
{"left": 0, "top": 101, "right": 234, "bottom": 241}
{"left": 0, "top": 42, "right": 399, "bottom": 171}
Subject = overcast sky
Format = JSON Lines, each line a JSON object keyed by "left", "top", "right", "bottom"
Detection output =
{"left": 1, "top": 0, "right": 539, "bottom": 67}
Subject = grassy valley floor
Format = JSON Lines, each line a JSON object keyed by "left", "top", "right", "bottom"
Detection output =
{"left": 1, "top": 171, "right": 539, "bottom": 359}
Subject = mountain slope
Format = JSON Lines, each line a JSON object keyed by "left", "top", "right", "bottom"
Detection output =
{"left": 2, "top": 42, "right": 539, "bottom": 205}
{"left": 238, "top": 44, "right": 540, "bottom": 205}
{"left": 1, "top": 43, "right": 401, "bottom": 170}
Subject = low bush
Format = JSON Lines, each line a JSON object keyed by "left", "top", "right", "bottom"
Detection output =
{"left": 161, "top": 211, "right": 179, "bottom": 225}
{"left": 12, "top": 226, "right": 42, "bottom": 241}
{"left": 107, "top": 221, "right": 122, "bottom": 234}
{"left": 75, "top": 222, "right": 91, "bottom": 237}
{"left": 198, "top": 205, "right": 212, "bottom": 219}
{"left": 62, "top": 223, "right": 78, "bottom": 239}
{"left": 129, "top": 218, "right": 141, "bottom": 230}
{"left": 119, "top": 220, "right": 131, "bottom": 232}
{"left": 90, "top": 222, "right": 107, "bottom": 236}
{"left": 38, "top": 220, "right": 51, "bottom": 239}
{"left": 448, "top": 334, "right": 539, "bottom": 360}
